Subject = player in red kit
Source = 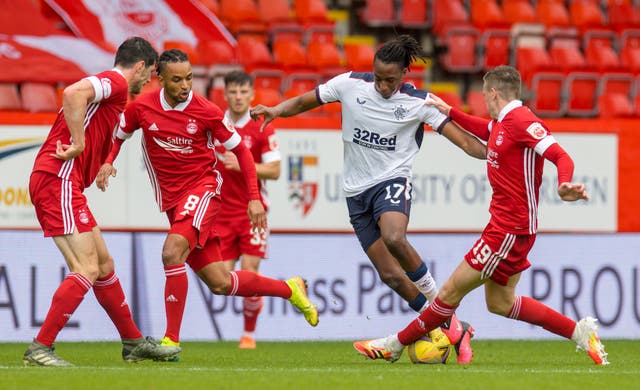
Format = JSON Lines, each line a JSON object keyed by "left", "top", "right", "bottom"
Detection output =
{"left": 216, "top": 71, "right": 281, "bottom": 349}
{"left": 24, "top": 37, "right": 181, "bottom": 366}
{"left": 97, "top": 50, "right": 318, "bottom": 361}
{"left": 353, "top": 65, "right": 609, "bottom": 365}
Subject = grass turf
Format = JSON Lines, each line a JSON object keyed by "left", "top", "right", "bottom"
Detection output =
{"left": 1, "top": 340, "right": 638, "bottom": 389}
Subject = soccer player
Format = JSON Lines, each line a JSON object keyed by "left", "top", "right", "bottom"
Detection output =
{"left": 24, "top": 37, "right": 181, "bottom": 366}
{"left": 353, "top": 65, "right": 609, "bottom": 365}
{"left": 216, "top": 70, "right": 281, "bottom": 349}
{"left": 250, "top": 35, "right": 486, "bottom": 363}
{"left": 96, "top": 49, "right": 318, "bottom": 360}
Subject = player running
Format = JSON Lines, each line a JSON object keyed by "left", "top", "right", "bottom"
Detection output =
{"left": 353, "top": 65, "right": 608, "bottom": 365}
{"left": 96, "top": 50, "right": 317, "bottom": 361}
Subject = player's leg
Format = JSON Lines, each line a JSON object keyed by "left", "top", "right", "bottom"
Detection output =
{"left": 237, "top": 255, "right": 263, "bottom": 349}
{"left": 160, "top": 233, "right": 191, "bottom": 346}
{"left": 90, "top": 227, "right": 180, "bottom": 362}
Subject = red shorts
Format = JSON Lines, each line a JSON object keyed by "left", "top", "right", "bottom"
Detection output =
{"left": 217, "top": 214, "right": 268, "bottom": 260}
{"left": 166, "top": 184, "right": 223, "bottom": 272}
{"left": 464, "top": 221, "right": 536, "bottom": 286}
{"left": 29, "top": 171, "right": 97, "bottom": 237}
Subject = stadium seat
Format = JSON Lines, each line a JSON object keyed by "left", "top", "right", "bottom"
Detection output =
{"left": 536, "top": 0, "right": 571, "bottom": 27}
{"left": 294, "top": 0, "right": 333, "bottom": 27}
{"left": 529, "top": 71, "right": 566, "bottom": 117}
{"left": 197, "top": 40, "right": 235, "bottom": 67}
{"left": 405, "top": 71, "right": 425, "bottom": 89}
{"left": 569, "top": 0, "right": 605, "bottom": 31}
{"left": 306, "top": 41, "right": 344, "bottom": 76}
{"left": 432, "top": 0, "right": 470, "bottom": 37}
{"left": 511, "top": 23, "right": 549, "bottom": 82}
{"left": 584, "top": 30, "right": 622, "bottom": 72}
{"left": 251, "top": 69, "right": 286, "bottom": 92}
{"left": 399, "top": 0, "right": 430, "bottom": 29}
{"left": 20, "top": 82, "right": 58, "bottom": 113}
{"left": 598, "top": 93, "right": 634, "bottom": 118}
{"left": 360, "top": 0, "right": 397, "bottom": 28}
{"left": 565, "top": 71, "right": 600, "bottom": 117}
{"left": 501, "top": 0, "right": 538, "bottom": 25}
{"left": 479, "top": 28, "right": 510, "bottom": 70}
{"left": 219, "top": 0, "right": 266, "bottom": 35}
{"left": 343, "top": 43, "right": 376, "bottom": 72}
{"left": 0, "top": 83, "right": 22, "bottom": 111}
{"left": 600, "top": 72, "right": 635, "bottom": 99}
{"left": 163, "top": 41, "right": 200, "bottom": 64}
{"left": 273, "top": 41, "right": 310, "bottom": 72}
{"left": 253, "top": 87, "right": 284, "bottom": 106}
{"left": 208, "top": 86, "right": 227, "bottom": 110}
{"left": 236, "top": 36, "right": 273, "bottom": 71}
{"left": 270, "top": 25, "right": 305, "bottom": 44}
{"left": 258, "top": 0, "right": 295, "bottom": 26}
{"left": 515, "top": 45, "right": 555, "bottom": 84}
{"left": 283, "top": 72, "right": 321, "bottom": 96}
{"left": 470, "top": 0, "right": 508, "bottom": 29}
{"left": 547, "top": 28, "right": 588, "bottom": 72}
{"left": 303, "top": 24, "right": 335, "bottom": 45}
{"left": 436, "top": 91, "right": 465, "bottom": 111}
{"left": 440, "top": 27, "right": 481, "bottom": 73}
{"left": 466, "top": 90, "right": 490, "bottom": 118}
{"left": 607, "top": 2, "right": 640, "bottom": 32}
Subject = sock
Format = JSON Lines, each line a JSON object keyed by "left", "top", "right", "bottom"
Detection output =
{"left": 164, "top": 263, "right": 188, "bottom": 343}
{"left": 227, "top": 270, "right": 290, "bottom": 298}
{"left": 508, "top": 296, "right": 576, "bottom": 339}
{"left": 397, "top": 297, "right": 457, "bottom": 345}
{"left": 408, "top": 293, "right": 428, "bottom": 313}
{"left": 406, "top": 262, "right": 439, "bottom": 303}
{"left": 93, "top": 271, "right": 142, "bottom": 340}
{"left": 35, "top": 273, "right": 92, "bottom": 346}
{"left": 243, "top": 296, "right": 264, "bottom": 332}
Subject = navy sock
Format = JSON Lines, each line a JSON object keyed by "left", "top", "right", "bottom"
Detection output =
{"left": 406, "top": 262, "right": 428, "bottom": 282}
{"left": 408, "top": 293, "right": 427, "bottom": 312}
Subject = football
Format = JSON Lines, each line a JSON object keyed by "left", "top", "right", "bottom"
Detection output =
{"left": 407, "top": 328, "right": 453, "bottom": 364}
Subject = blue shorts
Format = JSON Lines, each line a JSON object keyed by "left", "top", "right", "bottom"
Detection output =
{"left": 346, "top": 177, "right": 412, "bottom": 251}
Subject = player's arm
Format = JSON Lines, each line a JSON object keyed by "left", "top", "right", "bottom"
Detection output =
{"left": 250, "top": 90, "right": 321, "bottom": 131}
{"left": 221, "top": 154, "right": 280, "bottom": 179}
{"left": 542, "top": 143, "right": 589, "bottom": 202}
{"left": 51, "top": 79, "right": 95, "bottom": 160}
{"left": 228, "top": 141, "right": 267, "bottom": 229}
{"left": 427, "top": 93, "right": 491, "bottom": 141}
{"left": 439, "top": 121, "right": 487, "bottom": 160}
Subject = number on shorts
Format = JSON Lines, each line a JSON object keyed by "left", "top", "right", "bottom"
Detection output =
{"left": 179, "top": 194, "right": 200, "bottom": 215}
{"left": 249, "top": 227, "right": 268, "bottom": 250}
{"left": 384, "top": 183, "right": 407, "bottom": 205}
{"left": 472, "top": 239, "right": 493, "bottom": 265}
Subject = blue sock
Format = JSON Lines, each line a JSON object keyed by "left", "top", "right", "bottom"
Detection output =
{"left": 408, "top": 293, "right": 427, "bottom": 312}
{"left": 406, "top": 262, "right": 428, "bottom": 282}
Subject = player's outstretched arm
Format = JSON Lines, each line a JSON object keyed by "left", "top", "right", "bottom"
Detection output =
{"left": 96, "top": 163, "right": 117, "bottom": 192}
{"left": 558, "top": 182, "right": 589, "bottom": 201}
{"left": 250, "top": 90, "right": 320, "bottom": 131}
{"left": 440, "top": 122, "right": 487, "bottom": 160}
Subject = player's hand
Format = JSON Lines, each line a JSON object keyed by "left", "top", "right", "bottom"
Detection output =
{"left": 247, "top": 199, "right": 267, "bottom": 230}
{"left": 250, "top": 104, "right": 278, "bottom": 132}
{"left": 425, "top": 93, "right": 452, "bottom": 116}
{"left": 50, "top": 140, "right": 84, "bottom": 160}
{"left": 558, "top": 182, "right": 589, "bottom": 201}
{"left": 222, "top": 151, "right": 240, "bottom": 171}
{"left": 96, "top": 163, "right": 117, "bottom": 192}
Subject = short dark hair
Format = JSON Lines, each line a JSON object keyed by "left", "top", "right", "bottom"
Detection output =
{"left": 374, "top": 35, "right": 425, "bottom": 69}
{"left": 157, "top": 49, "right": 189, "bottom": 75}
{"left": 224, "top": 70, "right": 253, "bottom": 87}
{"left": 483, "top": 65, "right": 522, "bottom": 100}
{"left": 114, "top": 37, "right": 158, "bottom": 68}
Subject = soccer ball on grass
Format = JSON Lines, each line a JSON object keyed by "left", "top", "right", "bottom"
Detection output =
{"left": 407, "top": 328, "right": 453, "bottom": 364}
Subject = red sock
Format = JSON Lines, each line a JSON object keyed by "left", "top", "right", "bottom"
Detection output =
{"left": 164, "top": 263, "right": 188, "bottom": 343}
{"left": 93, "top": 271, "right": 142, "bottom": 340}
{"left": 35, "top": 273, "right": 91, "bottom": 346}
{"left": 227, "top": 270, "right": 290, "bottom": 298}
{"left": 398, "top": 297, "right": 457, "bottom": 345}
{"left": 243, "top": 296, "right": 264, "bottom": 332}
{"left": 508, "top": 296, "right": 576, "bottom": 339}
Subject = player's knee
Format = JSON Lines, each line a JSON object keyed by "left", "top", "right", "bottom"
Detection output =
{"left": 206, "top": 270, "right": 231, "bottom": 295}
{"left": 81, "top": 264, "right": 100, "bottom": 283}
{"left": 381, "top": 231, "right": 406, "bottom": 253}
{"left": 378, "top": 270, "right": 404, "bottom": 291}
{"left": 161, "top": 246, "right": 183, "bottom": 266}
{"left": 485, "top": 299, "right": 511, "bottom": 316}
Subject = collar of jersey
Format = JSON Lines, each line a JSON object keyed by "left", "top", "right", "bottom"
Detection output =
{"left": 224, "top": 109, "right": 251, "bottom": 128}
{"left": 159, "top": 88, "right": 193, "bottom": 111}
{"left": 497, "top": 100, "right": 522, "bottom": 122}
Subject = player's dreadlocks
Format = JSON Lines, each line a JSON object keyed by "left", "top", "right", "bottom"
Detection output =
{"left": 374, "top": 35, "right": 425, "bottom": 69}
{"left": 157, "top": 49, "right": 189, "bottom": 75}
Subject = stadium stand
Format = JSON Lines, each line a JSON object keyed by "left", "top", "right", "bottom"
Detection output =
{"left": 20, "top": 83, "right": 58, "bottom": 113}
{"left": 0, "top": 84, "right": 22, "bottom": 111}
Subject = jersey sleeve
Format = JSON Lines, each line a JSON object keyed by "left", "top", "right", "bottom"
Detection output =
{"left": 214, "top": 115, "right": 242, "bottom": 149}
{"left": 512, "top": 119, "right": 558, "bottom": 155}
{"left": 418, "top": 100, "right": 449, "bottom": 133}
{"left": 260, "top": 123, "right": 281, "bottom": 163}
{"left": 316, "top": 72, "right": 351, "bottom": 104}
{"left": 116, "top": 104, "right": 141, "bottom": 140}
{"left": 84, "top": 71, "right": 124, "bottom": 104}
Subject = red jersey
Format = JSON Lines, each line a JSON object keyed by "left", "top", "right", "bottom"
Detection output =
{"left": 452, "top": 101, "right": 557, "bottom": 234}
{"left": 117, "top": 90, "right": 241, "bottom": 211}
{"left": 32, "top": 70, "right": 128, "bottom": 189}
{"left": 216, "top": 111, "right": 280, "bottom": 219}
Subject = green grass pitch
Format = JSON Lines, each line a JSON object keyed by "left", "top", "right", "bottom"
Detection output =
{"left": 1, "top": 340, "right": 638, "bottom": 389}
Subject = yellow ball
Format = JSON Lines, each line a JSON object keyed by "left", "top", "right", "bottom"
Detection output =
{"left": 407, "top": 328, "right": 453, "bottom": 364}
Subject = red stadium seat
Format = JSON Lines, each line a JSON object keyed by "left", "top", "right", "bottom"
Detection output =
{"left": 258, "top": 0, "right": 295, "bottom": 26}
{"left": 600, "top": 72, "right": 634, "bottom": 98}
{"left": 343, "top": 43, "right": 376, "bottom": 72}
{"left": 197, "top": 40, "right": 235, "bottom": 66}
{"left": 0, "top": 83, "right": 22, "bottom": 111}
{"left": 529, "top": 72, "right": 566, "bottom": 117}
{"left": 536, "top": 0, "right": 571, "bottom": 27}
{"left": 435, "top": 91, "right": 464, "bottom": 111}
{"left": 251, "top": 69, "right": 286, "bottom": 92}
{"left": 360, "top": 0, "right": 397, "bottom": 27}
{"left": 283, "top": 72, "right": 322, "bottom": 96}
{"left": 466, "top": 90, "right": 490, "bottom": 118}
{"left": 501, "top": 0, "right": 538, "bottom": 25}
{"left": 306, "top": 41, "right": 344, "bottom": 76}
{"left": 432, "top": 0, "right": 470, "bottom": 37}
{"left": 569, "top": 0, "right": 605, "bottom": 31}
{"left": 471, "top": 0, "right": 508, "bottom": 29}
{"left": 516, "top": 46, "right": 554, "bottom": 83}
{"left": 440, "top": 27, "right": 481, "bottom": 73}
{"left": 607, "top": 2, "right": 640, "bottom": 32}
{"left": 294, "top": 0, "right": 332, "bottom": 26}
{"left": 219, "top": 0, "right": 266, "bottom": 35}
{"left": 236, "top": 36, "right": 273, "bottom": 71}
{"left": 273, "top": 41, "right": 310, "bottom": 71}
{"left": 399, "top": 0, "right": 430, "bottom": 29}
{"left": 598, "top": 93, "right": 634, "bottom": 118}
{"left": 253, "top": 87, "right": 284, "bottom": 106}
{"left": 208, "top": 86, "right": 227, "bottom": 110}
{"left": 163, "top": 41, "right": 200, "bottom": 64}
{"left": 20, "top": 82, "right": 58, "bottom": 113}
{"left": 584, "top": 32, "right": 622, "bottom": 72}
{"left": 480, "top": 28, "right": 510, "bottom": 70}
{"left": 566, "top": 72, "right": 600, "bottom": 117}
